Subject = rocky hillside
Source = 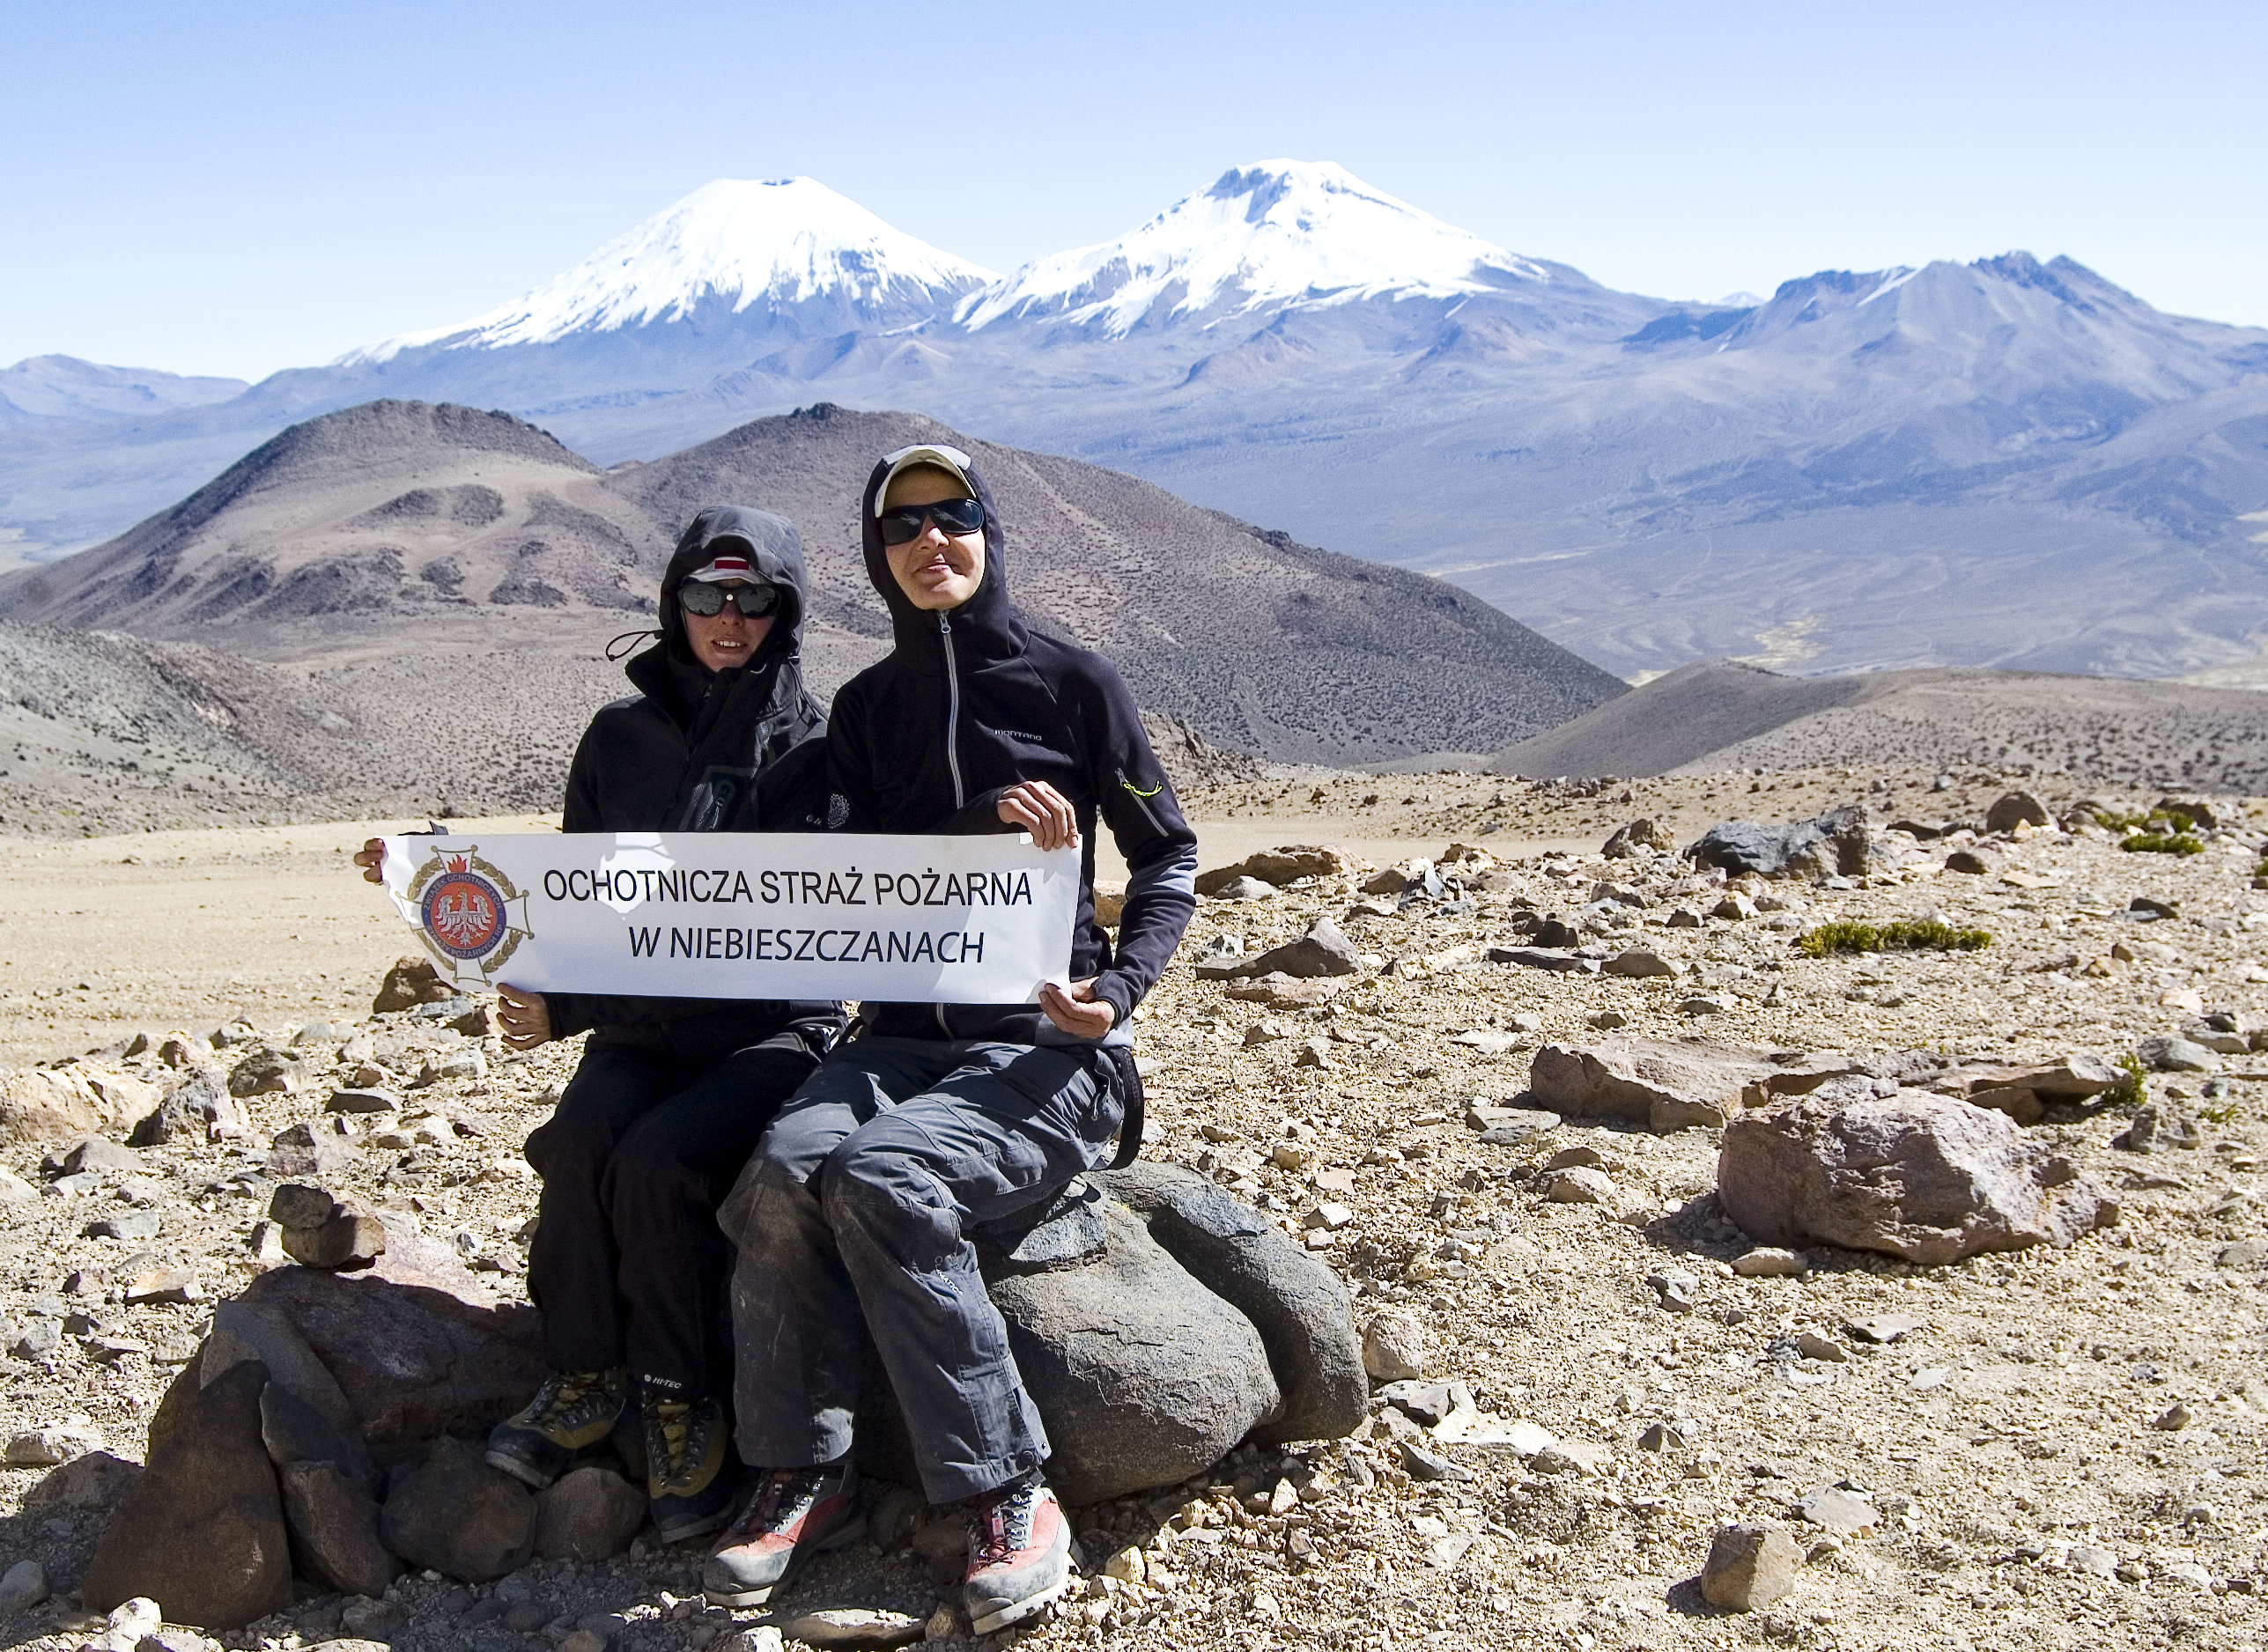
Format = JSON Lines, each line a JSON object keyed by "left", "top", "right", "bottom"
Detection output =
{"left": 0, "top": 401, "right": 1627, "bottom": 772}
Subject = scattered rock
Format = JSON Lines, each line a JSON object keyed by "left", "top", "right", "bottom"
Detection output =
{"left": 1731, "top": 1248, "right": 1806, "bottom": 1279}
{"left": 1718, "top": 1092, "right": 2118, "bottom": 1265}
{"left": 373, "top": 956, "right": 455, "bottom": 1014}
{"left": 1700, "top": 1522, "right": 1800, "bottom": 1611}
{"left": 1984, "top": 792, "right": 2052, "bottom": 833}
{"left": 1646, "top": 1270, "right": 1698, "bottom": 1313}
{"left": 1194, "top": 846, "right": 1356, "bottom": 896}
{"left": 1400, "top": 1441, "right": 1471, "bottom": 1481}
{"left": 1792, "top": 1331, "right": 1847, "bottom": 1363}
{"left": 781, "top": 1609, "right": 925, "bottom": 1648}
{"left": 2138, "top": 1034, "right": 2220, "bottom": 1073}
{"left": 1944, "top": 850, "right": 1993, "bottom": 875}
{"left": 0, "top": 1558, "right": 48, "bottom": 1613}
{"left": 258, "top": 1380, "right": 378, "bottom": 1498}
{"left": 1362, "top": 1311, "right": 1428, "bottom": 1383}
{"left": 129, "top": 1073, "right": 243, "bottom": 1148}
{"left": 325, "top": 1088, "right": 399, "bottom": 1116}
{"left": 7, "top": 1422, "right": 103, "bottom": 1464}
{"left": 1601, "top": 819, "right": 1674, "bottom": 859}
{"left": 1207, "top": 876, "right": 1274, "bottom": 901}
{"left": 1206, "top": 918, "right": 1363, "bottom": 981}
{"left": 1528, "top": 1038, "right": 1777, "bottom": 1132}
{"left": 1602, "top": 948, "right": 1677, "bottom": 978}
{"left": 1797, "top": 1486, "right": 1878, "bottom": 1532}
{"left": 1686, "top": 805, "right": 1902, "bottom": 881}
{"left": 532, "top": 1467, "right": 646, "bottom": 1562}
{"left": 1544, "top": 1167, "right": 1615, "bottom": 1205}
{"left": 2217, "top": 1238, "right": 2266, "bottom": 1269}
{"left": 378, "top": 1434, "right": 536, "bottom": 1582}
{"left": 2116, "top": 1102, "right": 2203, "bottom": 1154}
{"left": 264, "top": 1124, "right": 359, "bottom": 1182}
{"left": 79, "top": 1361, "right": 292, "bottom": 1630}
{"left": 24, "top": 1449, "right": 141, "bottom": 1510}
{"left": 270, "top": 1187, "right": 388, "bottom": 1272}
{"left": 277, "top": 1459, "right": 400, "bottom": 1598}
{"left": 225, "top": 1047, "right": 307, "bottom": 1099}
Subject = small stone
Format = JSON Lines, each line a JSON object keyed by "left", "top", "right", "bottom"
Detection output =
{"left": 1208, "top": 876, "right": 1274, "bottom": 901}
{"left": 1701, "top": 1523, "right": 1801, "bottom": 1611}
{"left": 1585, "top": 1009, "right": 1629, "bottom": 1030}
{"left": 2139, "top": 1034, "right": 2220, "bottom": 1073}
{"left": 122, "top": 1269, "right": 202, "bottom": 1305}
{"left": 1362, "top": 1310, "right": 1428, "bottom": 1382}
{"left": 1796, "top": 1487, "right": 1877, "bottom": 1532}
{"left": 1843, "top": 1316, "right": 1921, "bottom": 1344}
{"left": 1732, "top": 1248, "right": 1806, "bottom": 1278}
{"left": 1984, "top": 792, "right": 2051, "bottom": 833}
{"left": 0, "top": 1559, "right": 48, "bottom": 1613}
{"left": 532, "top": 1466, "right": 647, "bottom": 1563}
{"left": 1292, "top": 1039, "right": 1331, "bottom": 1069}
{"left": 1636, "top": 1421, "right": 1687, "bottom": 1452}
{"left": 0, "top": 1168, "right": 36, "bottom": 1204}
{"left": 1400, "top": 1441, "right": 1472, "bottom": 1481}
{"left": 1793, "top": 1331, "right": 1848, "bottom": 1363}
{"left": 1679, "top": 994, "right": 1730, "bottom": 1016}
{"left": 2153, "top": 1402, "right": 2194, "bottom": 1431}
{"left": 1712, "top": 895, "right": 1758, "bottom": 921}
{"left": 1647, "top": 1271, "right": 1699, "bottom": 1313}
{"left": 2217, "top": 1238, "right": 2265, "bottom": 1268}
{"left": 1102, "top": 1545, "right": 1146, "bottom": 1583}
{"left": 779, "top": 1609, "right": 924, "bottom": 1648}
{"left": 2068, "top": 1544, "right": 2117, "bottom": 1580}
{"left": 378, "top": 1434, "right": 536, "bottom": 1582}
{"left": 326, "top": 1088, "right": 400, "bottom": 1115}
{"left": 85, "top": 1213, "right": 160, "bottom": 1243}
{"left": 9, "top": 1319, "right": 60, "bottom": 1361}
{"left": 1303, "top": 1202, "right": 1354, "bottom": 1231}
{"left": 1544, "top": 1166, "right": 1614, "bottom": 1204}
{"left": 1604, "top": 948, "right": 1676, "bottom": 977}
{"left": 340, "top": 1601, "right": 404, "bottom": 1639}
{"left": 6, "top": 1424, "right": 100, "bottom": 1465}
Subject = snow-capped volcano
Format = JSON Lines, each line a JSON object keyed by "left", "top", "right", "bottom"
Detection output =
{"left": 957, "top": 160, "right": 1552, "bottom": 336}
{"left": 344, "top": 178, "right": 995, "bottom": 363}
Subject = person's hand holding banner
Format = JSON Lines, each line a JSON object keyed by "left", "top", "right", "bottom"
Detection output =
{"left": 378, "top": 831, "right": 1079, "bottom": 1005}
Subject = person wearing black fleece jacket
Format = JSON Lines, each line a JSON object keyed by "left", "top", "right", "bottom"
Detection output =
{"left": 706, "top": 445, "right": 1197, "bottom": 1628}
{"left": 361, "top": 506, "right": 844, "bottom": 1545}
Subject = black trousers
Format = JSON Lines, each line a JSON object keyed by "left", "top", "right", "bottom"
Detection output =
{"left": 523, "top": 1024, "right": 824, "bottom": 1401}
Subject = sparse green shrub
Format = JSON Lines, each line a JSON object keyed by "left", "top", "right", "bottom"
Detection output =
{"left": 2200, "top": 1097, "right": 2242, "bottom": 1125}
{"left": 2120, "top": 832, "right": 2204, "bottom": 855}
{"left": 2104, "top": 1053, "right": 2147, "bottom": 1109}
{"left": 1798, "top": 919, "right": 1994, "bottom": 957}
{"left": 2087, "top": 808, "right": 2151, "bottom": 832}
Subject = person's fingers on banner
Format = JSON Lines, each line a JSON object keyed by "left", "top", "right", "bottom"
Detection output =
{"left": 495, "top": 983, "right": 554, "bottom": 1050}
{"left": 1039, "top": 977, "right": 1116, "bottom": 1038}
{"left": 997, "top": 781, "right": 1079, "bottom": 851}
{"left": 351, "top": 837, "right": 387, "bottom": 884}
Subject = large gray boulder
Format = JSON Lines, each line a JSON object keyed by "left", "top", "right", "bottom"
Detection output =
{"left": 1099, "top": 1165, "right": 1366, "bottom": 1445}
{"left": 855, "top": 1168, "right": 1363, "bottom": 1504}
{"left": 1686, "top": 804, "right": 1902, "bottom": 881}
{"left": 1718, "top": 1092, "right": 2118, "bottom": 1265}
{"left": 379, "top": 1435, "right": 536, "bottom": 1582}
{"left": 984, "top": 1196, "right": 1281, "bottom": 1506}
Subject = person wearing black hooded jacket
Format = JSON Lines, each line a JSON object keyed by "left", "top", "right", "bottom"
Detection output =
{"left": 704, "top": 446, "right": 1197, "bottom": 1630}
{"left": 355, "top": 506, "right": 844, "bottom": 1544}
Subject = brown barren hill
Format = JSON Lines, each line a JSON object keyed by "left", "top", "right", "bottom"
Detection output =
{"left": 1491, "top": 659, "right": 2268, "bottom": 793}
{"left": 0, "top": 398, "right": 1628, "bottom": 771}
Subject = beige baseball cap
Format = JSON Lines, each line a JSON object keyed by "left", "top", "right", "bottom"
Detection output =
{"left": 875, "top": 443, "right": 976, "bottom": 514}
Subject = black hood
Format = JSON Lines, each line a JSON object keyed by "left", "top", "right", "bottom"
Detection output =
{"left": 858, "top": 452, "right": 1028, "bottom": 668}
{"left": 617, "top": 505, "right": 826, "bottom": 828}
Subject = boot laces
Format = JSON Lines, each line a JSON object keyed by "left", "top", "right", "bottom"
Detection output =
{"left": 730, "top": 1466, "right": 820, "bottom": 1542}
{"left": 969, "top": 1480, "right": 1038, "bottom": 1567}
{"left": 533, "top": 1369, "right": 606, "bottom": 1424}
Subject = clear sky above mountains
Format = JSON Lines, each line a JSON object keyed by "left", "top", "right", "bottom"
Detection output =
{"left": 9, "top": 0, "right": 2264, "bottom": 379}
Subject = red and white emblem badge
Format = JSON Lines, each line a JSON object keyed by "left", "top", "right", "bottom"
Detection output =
{"left": 404, "top": 848, "right": 532, "bottom": 985}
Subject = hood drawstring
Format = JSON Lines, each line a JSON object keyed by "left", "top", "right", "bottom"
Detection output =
{"left": 605, "top": 628, "right": 663, "bottom": 662}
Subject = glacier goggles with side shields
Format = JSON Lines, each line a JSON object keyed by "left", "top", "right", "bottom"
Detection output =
{"left": 678, "top": 580, "right": 783, "bottom": 619}
{"left": 876, "top": 496, "right": 986, "bottom": 546}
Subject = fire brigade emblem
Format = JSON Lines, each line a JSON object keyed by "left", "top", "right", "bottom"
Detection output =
{"left": 405, "top": 848, "right": 532, "bottom": 985}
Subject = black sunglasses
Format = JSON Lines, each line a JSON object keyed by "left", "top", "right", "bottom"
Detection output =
{"left": 877, "top": 497, "right": 986, "bottom": 545}
{"left": 679, "top": 581, "right": 782, "bottom": 619}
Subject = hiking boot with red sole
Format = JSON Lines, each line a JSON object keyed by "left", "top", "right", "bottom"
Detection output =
{"left": 964, "top": 1475, "right": 1072, "bottom": 1634}
{"left": 702, "top": 1459, "right": 863, "bottom": 1607}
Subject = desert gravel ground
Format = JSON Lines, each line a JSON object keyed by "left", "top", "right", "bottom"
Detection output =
{"left": 0, "top": 766, "right": 2264, "bottom": 1652}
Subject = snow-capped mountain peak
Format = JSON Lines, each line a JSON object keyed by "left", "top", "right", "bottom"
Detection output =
{"left": 344, "top": 178, "right": 996, "bottom": 363}
{"left": 957, "top": 159, "right": 1549, "bottom": 335}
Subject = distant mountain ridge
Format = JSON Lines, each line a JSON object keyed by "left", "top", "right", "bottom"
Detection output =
{"left": 6, "top": 160, "right": 2265, "bottom": 684}
{"left": 0, "top": 398, "right": 1628, "bottom": 768}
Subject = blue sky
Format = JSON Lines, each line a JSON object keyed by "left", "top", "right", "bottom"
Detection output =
{"left": 8, "top": 0, "right": 2264, "bottom": 379}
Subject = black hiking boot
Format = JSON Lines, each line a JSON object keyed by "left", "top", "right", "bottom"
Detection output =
{"left": 646, "top": 1395, "right": 738, "bottom": 1543}
{"left": 484, "top": 1368, "right": 629, "bottom": 1490}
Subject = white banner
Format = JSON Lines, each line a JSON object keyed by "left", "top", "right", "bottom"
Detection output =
{"left": 380, "top": 832, "right": 1077, "bottom": 1004}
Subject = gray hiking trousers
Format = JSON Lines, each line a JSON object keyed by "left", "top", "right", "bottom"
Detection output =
{"left": 719, "top": 1036, "right": 1121, "bottom": 1503}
